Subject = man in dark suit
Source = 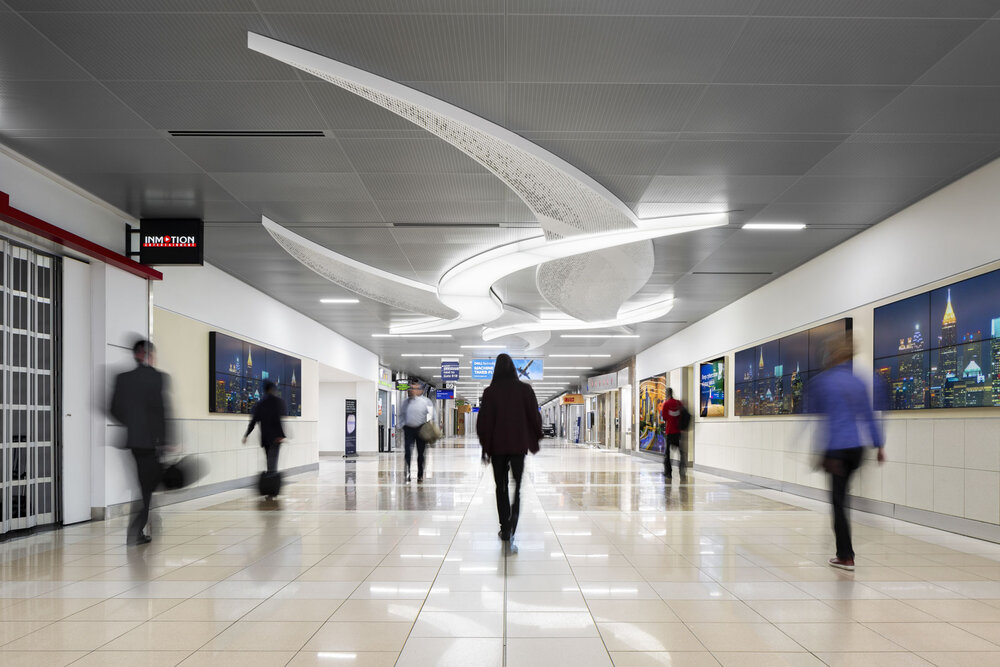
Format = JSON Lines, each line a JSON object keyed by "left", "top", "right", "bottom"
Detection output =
{"left": 243, "top": 381, "right": 286, "bottom": 495}
{"left": 110, "top": 339, "right": 170, "bottom": 546}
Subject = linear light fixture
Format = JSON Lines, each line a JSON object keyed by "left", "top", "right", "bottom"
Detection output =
{"left": 319, "top": 298, "right": 360, "bottom": 304}
{"left": 549, "top": 354, "right": 612, "bottom": 358}
{"left": 742, "top": 222, "right": 806, "bottom": 230}
{"left": 372, "top": 333, "right": 451, "bottom": 338}
{"left": 400, "top": 353, "right": 465, "bottom": 357}
{"left": 560, "top": 334, "right": 639, "bottom": 339}
{"left": 544, "top": 375, "right": 583, "bottom": 379}
{"left": 459, "top": 344, "right": 506, "bottom": 349}
{"left": 546, "top": 366, "right": 594, "bottom": 370}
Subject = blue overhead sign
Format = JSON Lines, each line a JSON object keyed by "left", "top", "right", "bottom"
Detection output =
{"left": 441, "top": 359, "right": 460, "bottom": 381}
{"left": 436, "top": 388, "right": 455, "bottom": 400}
{"left": 471, "top": 358, "right": 544, "bottom": 381}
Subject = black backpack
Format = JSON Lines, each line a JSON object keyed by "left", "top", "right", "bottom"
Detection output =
{"left": 678, "top": 406, "right": 692, "bottom": 431}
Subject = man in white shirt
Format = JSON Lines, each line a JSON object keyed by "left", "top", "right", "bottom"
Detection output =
{"left": 399, "top": 384, "right": 434, "bottom": 482}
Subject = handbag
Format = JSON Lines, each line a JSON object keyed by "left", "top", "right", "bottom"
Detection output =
{"left": 160, "top": 455, "right": 207, "bottom": 490}
{"left": 419, "top": 420, "right": 442, "bottom": 444}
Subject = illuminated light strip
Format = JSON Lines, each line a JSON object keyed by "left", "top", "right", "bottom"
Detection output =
{"left": 482, "top": 295, "right": 675, "bottom": 341}
{"left": 392, "top": 215, "right": 723, "bottom": 334}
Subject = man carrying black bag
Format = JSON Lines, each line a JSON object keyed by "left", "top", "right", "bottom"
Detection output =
{"left": 243, "top": 381, "right": 286, "bottom": 499}
{"left": 110, "top": 339, "right": 170, "bottom": 546}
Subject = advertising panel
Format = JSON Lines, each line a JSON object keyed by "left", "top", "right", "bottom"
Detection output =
{"left": 699, "top": 358, "right": 725, "bottom": 417}
{"left": 471, "top": 358, "right": 544, "bottom": 380}
{"left": 209, "top": 332, "right": 301, "bottom": 416}
{"left": 638, "top": 375, "right": 667, "bottom": 454}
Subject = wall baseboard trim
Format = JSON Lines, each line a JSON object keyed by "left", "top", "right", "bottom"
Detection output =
{"left": 319, "top": 451, "right": 383, "bottom": 457}
{"left": 693, "top": 463, "right": 1000, "bottom": 545}
{"left": 103, "top": 462, "right": 320, "bottom": 520}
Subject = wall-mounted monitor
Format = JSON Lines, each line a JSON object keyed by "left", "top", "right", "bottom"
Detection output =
{"left": 699, "top": 358, "right": 725, "bottom": 417}
{"left": 638, "top": 375, "right": 667, "bottom": 454}
{"left": 873, "top": 267, "right": 1000, "bottom": 410}
{"left": 734, "top": 318, "right": 852, "bottom": 416}
{"left": 209, "top": 332, "right": 301, "bottom": 416}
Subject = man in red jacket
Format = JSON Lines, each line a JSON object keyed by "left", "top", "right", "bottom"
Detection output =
{"left": 660, "top": 388, "right": 687, "bottom": 481}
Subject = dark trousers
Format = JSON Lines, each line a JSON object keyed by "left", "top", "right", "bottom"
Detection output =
{"left": 664, "top": 432, "right": 687, "bottom": 478}
{"left": 128, "top": 448, "right": 162, "bottom": 540}
{"left": 492, "top": 454, "right": 525, "bottom": 535}
{"left": 403, "top": 425, "right": 426, "bottom": 477}
{"left": 264, "top": 442, "right": 281, "bottom": 474}
{"left": 825, "top": 446, "right": 864, "bottom": 560}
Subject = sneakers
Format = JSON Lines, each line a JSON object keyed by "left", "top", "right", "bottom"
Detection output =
{"left": 405, "top": 471, "right": 411, "bottom": 482}
{"left": 829, "top": 557, "right": 855, "bottom": 571}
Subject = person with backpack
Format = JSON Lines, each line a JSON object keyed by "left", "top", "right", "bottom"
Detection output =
{"left": 660, "top": 387, "right": 690, "bottom": 481}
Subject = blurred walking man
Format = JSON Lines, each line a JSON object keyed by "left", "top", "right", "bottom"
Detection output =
{"left": 110, "top": 339, "right": 170, "bottom": 546}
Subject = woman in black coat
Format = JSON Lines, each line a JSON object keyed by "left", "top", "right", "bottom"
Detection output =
{"left": 476, "top": 354, "right": 542, "bottom": 541}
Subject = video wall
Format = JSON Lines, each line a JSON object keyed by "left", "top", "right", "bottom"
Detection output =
{"left": 638, "top": 375, "right": 667, "bottom": 454}
{"left": 699, "top": 358, "right": 725, "bottom": 417}
{"left": 873, "top": 267, "right": 1000, "bottom": 410}
{"left": 734, "top": 318, "right": 852, "bottom": 416}
{"left": 209, "top": 332, "right": 302, "bottom": 416}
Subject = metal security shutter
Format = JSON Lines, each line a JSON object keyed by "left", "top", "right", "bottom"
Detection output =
{"left": 1, "top": 237, "right": 60, "bottom": 535}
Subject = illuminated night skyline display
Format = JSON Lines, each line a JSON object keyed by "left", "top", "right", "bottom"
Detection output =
{"left": 735, "top": 318, "right": 853, "bottom": 416}
{"left": 209, "top": 332, "right": 301, "bottom": 415}
{"left": 874, "top": 268, "right": 1000, "bottom": 410}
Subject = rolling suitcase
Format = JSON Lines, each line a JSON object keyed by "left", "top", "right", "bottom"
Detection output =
{"left": 258, "top": 470, "right": 283, "bottom": 497}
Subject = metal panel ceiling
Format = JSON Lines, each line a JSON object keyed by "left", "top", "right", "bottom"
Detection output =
{"left": 2, "top": 2, "right": 999, "bottom": 384}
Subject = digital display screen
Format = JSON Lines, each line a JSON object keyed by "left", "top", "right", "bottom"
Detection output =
{"left": 208, "top": 332, "right": 301, "bottom": 416}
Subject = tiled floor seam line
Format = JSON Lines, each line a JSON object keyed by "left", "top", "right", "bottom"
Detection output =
{"left": 280, "top": 513, "right": 394, "bottom": 666}
{"left": 390, "top": 465, "right": 488, "bottom": 667}
{"left": 542, "top": 483, "right": 614, "bottom": 663}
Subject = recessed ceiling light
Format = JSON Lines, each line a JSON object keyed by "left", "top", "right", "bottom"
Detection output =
{"left": 742, "top": 223, "right": 806, "bottom": 230}
{"left": 549, "top": 354, "right": 612, "bottom": 358}
{"left": 372, "top": 333, "right": 452, "bottom": 338}
{"left": 560, "top": 334, "right": 639, "bottom": 339}
{"left": 400, "top": 353, "right": 465, "bottom": 357}
{"left": 459, "top": 344, "right": 506, "bottom": 349}
{"left": 319, "top": 298, "right": 360, "bottom": 304}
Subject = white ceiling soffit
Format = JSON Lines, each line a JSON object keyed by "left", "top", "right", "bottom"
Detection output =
{"left": 246, "top": 32, "right": 716, "bottom": 325}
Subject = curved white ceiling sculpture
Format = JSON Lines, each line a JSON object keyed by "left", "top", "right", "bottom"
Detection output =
{"left": 261, "top": 211, "right": 724, "bottom": 335}
{"left": 261, "top": 216, "right": 460, "bottom": 321}
{"left": 246, "top": 32, "right": 712, "bottom": 326}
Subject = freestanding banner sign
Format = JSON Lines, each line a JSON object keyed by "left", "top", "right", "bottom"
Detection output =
{"left": 345, "top": 399, "right": 357, "bottom": 457}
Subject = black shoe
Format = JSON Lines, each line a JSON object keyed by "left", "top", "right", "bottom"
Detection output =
{"left": 130, "top": 534, "right": 152, "bottom": 546}
{"left": 417, "top": 475, "right": 424, "bottom": 483}
{"left": 498, "top": 529, "right": 510, "bottom": 541}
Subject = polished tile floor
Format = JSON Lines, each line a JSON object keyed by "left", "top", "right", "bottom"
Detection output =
{"left": 3, "top": 440, "right": 1000, "bottom": 666}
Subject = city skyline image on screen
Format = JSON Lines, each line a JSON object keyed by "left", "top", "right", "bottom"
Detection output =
{"left": 209, "top": 332, "right": 302, "bottom": 416}
{"left": 874, "top": 267, "right": 1000, "bottom": 410}
{"left": 734, "top": 318, "right": 852, "bottom": 416}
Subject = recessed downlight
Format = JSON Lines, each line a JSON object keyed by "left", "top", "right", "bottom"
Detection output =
{"left": 742, "top": 223, "right": 806, "bottom": 230}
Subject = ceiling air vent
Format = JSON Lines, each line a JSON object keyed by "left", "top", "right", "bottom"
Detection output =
{"left": 168, "top": 131, "right": 326, "bottom": 137}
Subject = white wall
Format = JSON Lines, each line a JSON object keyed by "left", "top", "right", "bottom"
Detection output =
{"left": 318, "top": 381, "right": 380, "bottom": 454}
{"left": 151, "top": 262, "right": 379, "bottom": 484}
{"left": 153, "top": 307, "right": 319, "bottom": 488}
{"left": 637, "top": 157, "right": 1000, "bottom": 530}
{"left": 154, "top": 263, "right": 378, "bottom": 382}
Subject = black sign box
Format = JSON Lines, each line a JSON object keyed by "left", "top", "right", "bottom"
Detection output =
{"left": 139, "top": 219, "right": 204, "bottom": 265}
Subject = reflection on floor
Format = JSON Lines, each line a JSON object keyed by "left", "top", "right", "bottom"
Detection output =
{"left": 3, "top": 438, "right": 1000, "bottom": 666}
